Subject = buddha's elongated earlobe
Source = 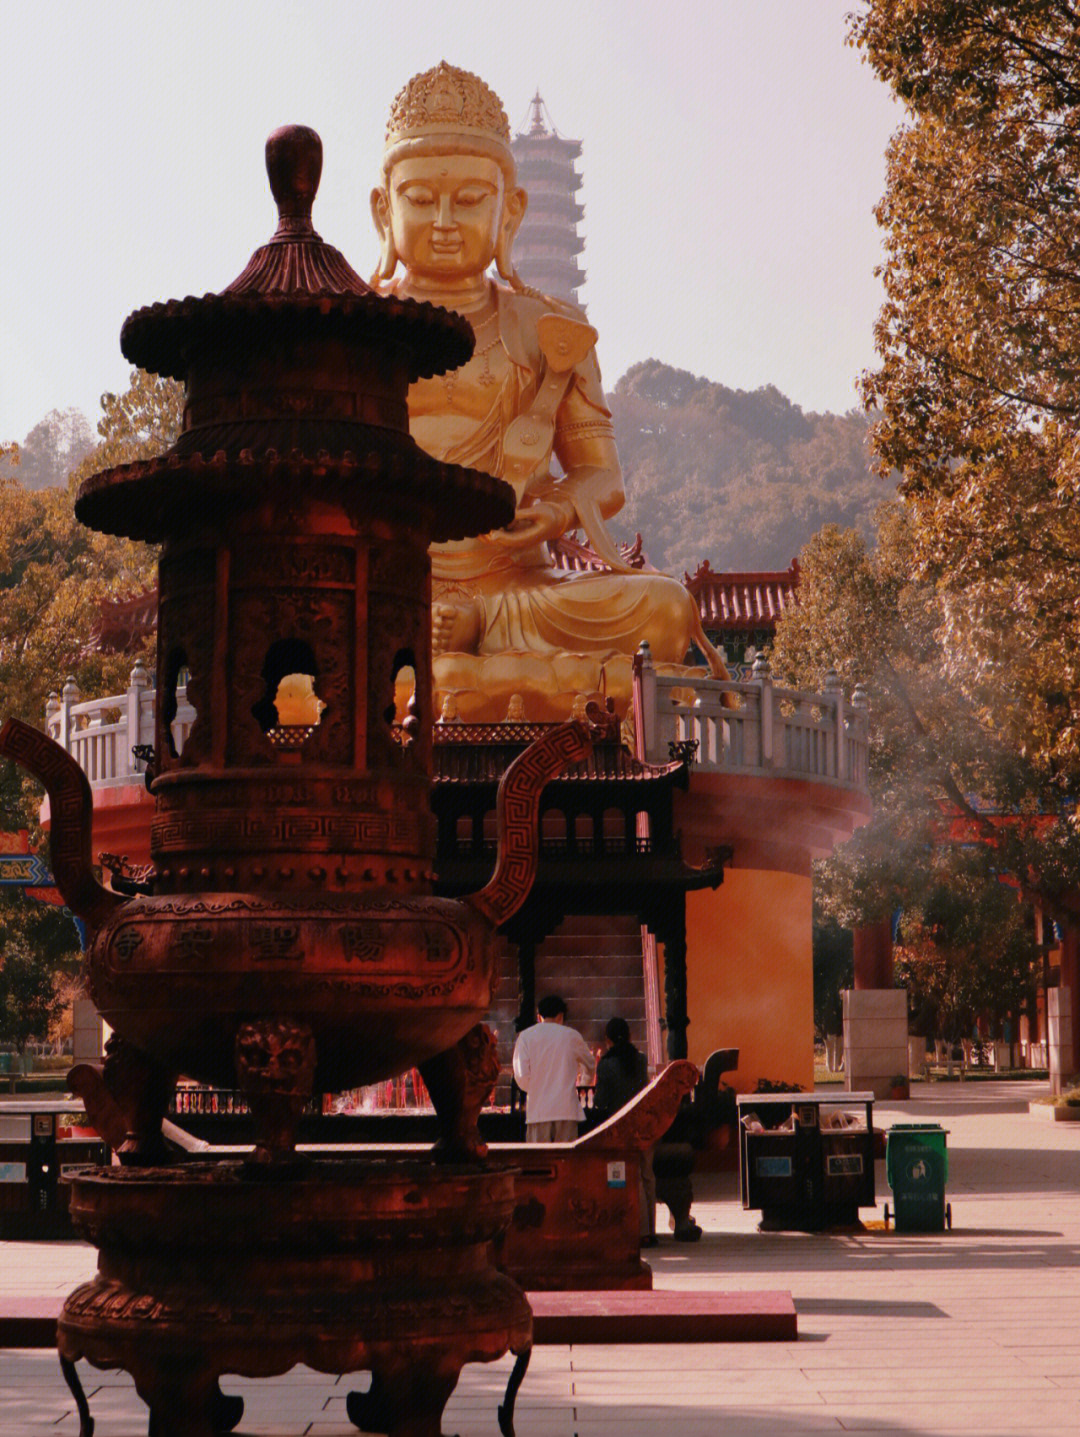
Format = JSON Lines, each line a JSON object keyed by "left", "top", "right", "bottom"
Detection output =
{"left": 370, "top": 186, "right": 398, "bottom": 283}
{"left": 495, "top": 186, "right": 527, "bottom": 288}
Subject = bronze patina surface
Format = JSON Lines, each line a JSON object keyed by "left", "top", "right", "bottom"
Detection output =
{"left": 0, "top": 123, "right": 593, "bottom": 1151}
{"left": 59, "top": 1159, "right": 531, "bottom": 1437}
{"left": 0, "top": 122, "right": 595, "bottom": 1436}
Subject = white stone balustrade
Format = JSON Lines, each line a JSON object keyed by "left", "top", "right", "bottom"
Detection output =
{"left": 634, "top": 644, "right": 869, "bottom": 790}
{"left": 44, "top": 650, "right": 869, "bottom": 799}
{"left": 45, "top": 660, "right": 195, "bottom": 787}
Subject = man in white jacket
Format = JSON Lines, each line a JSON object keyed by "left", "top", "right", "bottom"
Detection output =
{"left": 512, "top": 994, "right": 597, "bottom": 1142}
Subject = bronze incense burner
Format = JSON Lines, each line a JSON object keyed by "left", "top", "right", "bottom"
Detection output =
{"left": 0, "top": 125, "right": 595, "bottom": 1436}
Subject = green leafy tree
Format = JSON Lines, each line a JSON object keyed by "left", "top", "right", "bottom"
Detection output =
{"left": 774, "top": 507, "right": 993, "bottom": 917}
{"left": 0, "top": 409, "right": 96, "bottom": 492}
{"left": 895, "top": 852, "right": 1038, "bottom": 1052}
{"left": 813, "top": 916, "right": 853, "bottom": 1055}
{"left": 0, "top": 370, "right": 179, "bottom": 832}
{"left": 849, "top": 0, "right": 1080, "bottom": 779}
{"left": 74, "top": 369, "right": 184, "bottom": 476}
{"left": 773, "top": 500, "right": 1080, "bottom": 927}
{"left": 773, "top": 499, "right": 1069, "bottom": 1052}
{"left": 0, "top": 893, "right": 81, "bottom": 1063}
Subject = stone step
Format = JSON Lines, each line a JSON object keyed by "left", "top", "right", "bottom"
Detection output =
{"left": 534, "top": 951, "right": 645, "bottom": 972}
{"left": 539, "top": 935, "right": 646, "bottom": 959}
{"left": 527, "top": 1289, "right": 797, "bottom": 1343}
{"left": 539, "top": 914, "right": 641, "bottom": 936}
{"left": 0, "top": 1289, "right": 798, "bottom": 1348}
{"left": 487, "top": 910, "right": 651, "bottom": 1081}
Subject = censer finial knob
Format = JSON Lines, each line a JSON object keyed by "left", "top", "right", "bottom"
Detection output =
{"left": 265, "top": 125, "right": 323, "bottom": 232}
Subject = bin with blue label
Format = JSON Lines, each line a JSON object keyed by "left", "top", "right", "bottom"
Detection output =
{"left": 737, "top": 1092, "right": 876, "bottom": 1231}
{"left": 885, "top": 1123, "right": 951, "bottom": 1231}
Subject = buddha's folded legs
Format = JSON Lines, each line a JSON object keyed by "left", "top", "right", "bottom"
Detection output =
{"left": 474, "top": 567, "right": 704, "bottom": 669}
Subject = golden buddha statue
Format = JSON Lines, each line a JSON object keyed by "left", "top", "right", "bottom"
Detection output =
{"left": 373, "top": 63, "right": 726, "bottom": 722}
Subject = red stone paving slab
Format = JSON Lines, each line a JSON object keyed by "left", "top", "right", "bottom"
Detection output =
{"left": 0, "top": 1296, "right": 57, "bottom": 1348}
{"left": 526, "top": 1288, "right": 797, "bottom": 1343}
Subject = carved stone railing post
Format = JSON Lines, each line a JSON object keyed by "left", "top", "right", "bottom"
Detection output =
{"left": 126, "top": 659, "right": 150, "bottom": 780}
{"left": 633, "top": 640, "right": 657, "bottom": 763}
{"left": 851, "top": 683, "right": 870, "bottom": 788}
{"left": 824, "top": 668, "right": 845, "bottom": 782}
{"left": 59, "top": 676, "right": 80, "bottom": 753}
{"left": 752, "top": 653, "right": 773, "bottom": 767}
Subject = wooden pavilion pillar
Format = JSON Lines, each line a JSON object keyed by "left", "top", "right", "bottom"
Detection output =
{"left": 514, "top": 933, "right": 538, "bottom": 1033}
{"left": 647, "top": 899, "right": 688, "bottom": 1061}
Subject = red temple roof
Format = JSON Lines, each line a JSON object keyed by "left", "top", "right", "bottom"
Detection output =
{"left": 684, "top": 559, "right": 799, "bottom": 632}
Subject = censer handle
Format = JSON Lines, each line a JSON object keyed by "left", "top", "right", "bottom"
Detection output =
{"left": 0, "top": 718, "right": 123, "bottom": 931}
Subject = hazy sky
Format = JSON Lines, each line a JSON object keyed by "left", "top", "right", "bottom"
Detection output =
{"left": 2, "top": 0, "right": 900, "bottom": 445}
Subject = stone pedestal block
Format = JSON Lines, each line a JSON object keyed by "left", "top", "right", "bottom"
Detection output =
{"left": 843, "top": 988, "right": 908, "bottom": 1100}
{"left": 72, "top": 997, "right": 104, "bottom": 1063}
{"left": 1048, "top": 987, "right": 1074, "bottom": 1095}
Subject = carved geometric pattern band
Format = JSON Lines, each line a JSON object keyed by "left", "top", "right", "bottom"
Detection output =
{"left": 467, "top": 719, "right": 593, "bottom": 926}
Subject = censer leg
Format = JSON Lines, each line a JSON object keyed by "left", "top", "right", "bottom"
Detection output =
{"left": 59, "top": 1356, "right": 94, "bottom": 1437}
{"left": 497, "top": 1345, "right": 531, "bottom": 1437}
{"left": 346, "top": 1372, "right": 390, "bottom": 1431}
{"left": 138, "top": 1363, "right": 221, "bottom": 1437}
{"left": 234, "top": 1017, "right": 316, "bottom": 1165}
{"left": 211, "top": 1383, "right": 244, "bottom": 1432}
{"left": 357, "top": 1360, "right": 459, "bottom": 1437}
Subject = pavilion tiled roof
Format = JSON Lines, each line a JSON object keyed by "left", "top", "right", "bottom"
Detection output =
{"left": 684, "top": 559, "right": 799, "bottom": 632}
{"left": 432, "top": 722, "right": 684, "bottom": 785}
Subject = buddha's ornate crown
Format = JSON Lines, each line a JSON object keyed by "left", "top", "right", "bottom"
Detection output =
{"left": 383, "top": 63, "right": 513, "bottom": 175}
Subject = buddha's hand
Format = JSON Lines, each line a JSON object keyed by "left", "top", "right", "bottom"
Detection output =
{"left": 500, "top": 494, "right": 577, "bottom": 548}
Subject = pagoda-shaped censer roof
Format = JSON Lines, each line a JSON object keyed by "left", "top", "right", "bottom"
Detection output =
{"left": 75, "top": 125, "right": 514, "bottom": 545}
{"left": 120, "top": 125, "right": 471, "bottom": 385}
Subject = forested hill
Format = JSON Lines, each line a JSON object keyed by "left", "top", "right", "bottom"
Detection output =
{"left": 606, "top": 360, "right": 892, "bottom": 576}
{"left": 5, "top": 367, "right": 890, "bottom": 576}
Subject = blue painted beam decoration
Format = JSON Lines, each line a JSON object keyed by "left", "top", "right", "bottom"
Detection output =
{"left": 0, "top": 852, "right": 51, "bottom": 886}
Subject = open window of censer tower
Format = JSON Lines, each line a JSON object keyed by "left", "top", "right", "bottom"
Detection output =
{"left": 252, "top": 637, "right": 327, "bottom": 746}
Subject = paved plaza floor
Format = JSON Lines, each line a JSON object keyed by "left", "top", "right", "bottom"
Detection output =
{"left": 4, "top": 1079, "right": 1080, "bottom": 1435}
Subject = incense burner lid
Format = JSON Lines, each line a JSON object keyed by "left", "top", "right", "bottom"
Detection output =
{"left": 119, "top": 125, "right": 473, "bottom": 385}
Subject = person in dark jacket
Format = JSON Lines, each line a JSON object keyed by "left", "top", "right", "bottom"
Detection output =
{"left": 593, "top": 1017, "right": 657, "bottom": 1245}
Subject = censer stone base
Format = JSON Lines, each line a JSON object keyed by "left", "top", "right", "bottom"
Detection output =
{"left": 59, "top": 1159, "right": 533, "bottom": 1437}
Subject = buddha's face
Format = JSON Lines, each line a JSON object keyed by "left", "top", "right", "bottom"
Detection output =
{"left": 376, "top": 153, "right": 523, "bottom": 283}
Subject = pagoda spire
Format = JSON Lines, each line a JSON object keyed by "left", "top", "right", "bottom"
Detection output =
{"left": 528, "top": 90, "right": 547, "bottom": 135}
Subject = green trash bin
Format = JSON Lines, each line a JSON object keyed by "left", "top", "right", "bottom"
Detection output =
{"left": 885, "top": 1123, "right": 950, "bottom": 1231}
